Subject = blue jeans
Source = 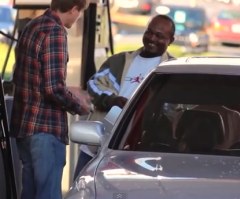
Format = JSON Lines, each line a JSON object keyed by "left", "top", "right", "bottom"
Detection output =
{"left": 16, "top": 133, "right": 66, "bottom": 199}
{"left": 73, "top": 151, "right": 92, "bottom": 181}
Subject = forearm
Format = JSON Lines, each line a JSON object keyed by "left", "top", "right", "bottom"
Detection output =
{"left": 42, "top": 26, "right": 85, "bottom": 115}
{"left": 87, "top": 80, "right": 118, "bottom": 111}
{"left": 86, "top": 56, "right": 120, "bottom": 111}
{"left": 45, "top": 82, "right": 83, "bottom": 115}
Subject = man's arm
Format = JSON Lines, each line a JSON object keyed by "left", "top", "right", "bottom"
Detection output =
{"left": 41, "top": 26, "right": 86, "bottom": 115}
{"left": 87, "top": 58, "right": 119, "bottom": 111}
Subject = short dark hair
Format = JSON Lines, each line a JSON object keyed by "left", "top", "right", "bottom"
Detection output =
{"left": 51, "top": 0, "right": 89, "bottom": 13}
{"left": 154, "top": 14, "right": 176, "bottom": 37}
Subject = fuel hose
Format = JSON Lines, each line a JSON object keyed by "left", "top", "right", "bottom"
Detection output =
{"left": 106, "top": 0, "right": 114, "bottom": 55}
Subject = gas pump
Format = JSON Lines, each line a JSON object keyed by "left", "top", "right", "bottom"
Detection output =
{"left": 0, "top": 0, "right": 113, "bottom": 197}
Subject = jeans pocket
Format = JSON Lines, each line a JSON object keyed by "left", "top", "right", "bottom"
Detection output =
{"left": 53, "top": 136, "right": 66, "bottom": 167}
{"left": 29, "top": 133, "right": 66, "bottom": 168}
{"left": 29, "top": 133, "right": 45, "bottom": 162}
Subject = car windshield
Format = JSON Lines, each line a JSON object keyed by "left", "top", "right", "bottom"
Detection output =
{"left": 116, "top": 73, "right": 240, "bottom": 157}
{"left": 155, "top": 5, "right": 205, "bottom": 30}
{"left": 0, "top": 7, "right": 12, "bottom": 23}
{"left": 217, "top": 9, "right": 240, "bottom": 21}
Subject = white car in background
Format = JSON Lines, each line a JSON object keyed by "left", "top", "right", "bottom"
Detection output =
{"left": 113, "top": 0, "right": 157, "bottom": 15}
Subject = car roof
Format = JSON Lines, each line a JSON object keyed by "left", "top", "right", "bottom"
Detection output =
{"left": 160, "top": 4, "right": 204, "bottom": 11}
{"left": 155, "top": 56, "right": 240, "bottom": 76}
{"left": 219, "top": 5, "right": 240, "bottom": 10}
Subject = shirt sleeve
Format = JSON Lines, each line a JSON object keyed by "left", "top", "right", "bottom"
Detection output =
{"left": 41, "top": 25, "right": 85, "bottom": 115}
{"left": 87, "top": 58, "right": 119, "bottom": 112}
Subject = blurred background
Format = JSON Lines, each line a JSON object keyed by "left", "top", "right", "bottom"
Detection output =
{"left": 110, "top": 0, "right": 240, "bottom": 56}
{"left": 1, "top": 0, "right": 240, "bottom": 81}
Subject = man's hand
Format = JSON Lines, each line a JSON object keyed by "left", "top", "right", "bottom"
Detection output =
{"left": 68, "top": 86, "right": 93, "bottom": 114}
{"left": 111, "top": 96, "right": 128, "bottom": 109}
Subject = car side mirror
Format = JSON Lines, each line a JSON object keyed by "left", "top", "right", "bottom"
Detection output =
{"left": 70, "top": 121, "right": 104, "bottom": 146}
{"left": 70, "top": 106, "right": 122, "bottom": 146}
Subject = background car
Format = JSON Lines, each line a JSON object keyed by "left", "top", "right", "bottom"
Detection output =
{"left": 152, "top": 4, "right": 210, "bottom": 53}
{"left": 0, "top": 5, "right": 16, "bottom": 45}
{"left": 211, "top": 6, "right": 240, "bottom": 45}
{"left": 113, "top": 0, "right": 161, "bottom": 15}
{"left": 64, "top": 56, "right": 240, "bottom": 199}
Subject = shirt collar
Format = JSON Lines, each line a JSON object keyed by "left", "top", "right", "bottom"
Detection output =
{"left": 44, "top": 8, "right": 63, "bottom": 26}
{"left": 44, "top": 9, "right": 68, "bottom": 35}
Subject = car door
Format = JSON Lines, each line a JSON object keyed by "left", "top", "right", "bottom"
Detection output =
{"left": 94, "top": 72, "right": 240, "bottom": 199}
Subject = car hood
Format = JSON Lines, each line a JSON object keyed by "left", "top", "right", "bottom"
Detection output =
{"left": 95, "top": 151, "right": 240, "bottom": 199}
{"left": 175, "top": 29, "right": 201, "bottom": 36}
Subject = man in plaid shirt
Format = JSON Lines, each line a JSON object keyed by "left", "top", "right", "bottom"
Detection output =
{"left": 10, "top": 0, "right": 90, "bottom": 199}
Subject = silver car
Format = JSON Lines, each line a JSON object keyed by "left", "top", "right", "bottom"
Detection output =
{"left": 64, "top": 56, "right": 240, "bottom": 199}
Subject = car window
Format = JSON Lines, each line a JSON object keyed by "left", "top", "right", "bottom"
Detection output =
{"left": 114, "top": 73, "right": 240, "bottom": 157}
{"left": 0, "top": 7, "right": 12, "bottom": 22}
{"left": 217, "top": 9, "right": 240, "bottom": 21}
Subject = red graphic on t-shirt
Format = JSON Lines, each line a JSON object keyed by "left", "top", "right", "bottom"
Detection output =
{"left": 125, "top": 74, "right": 144, "bottom": 84}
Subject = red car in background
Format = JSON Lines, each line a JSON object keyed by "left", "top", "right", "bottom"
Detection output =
{"left": 211, "top": 6, "right": 240, "bottom": 45}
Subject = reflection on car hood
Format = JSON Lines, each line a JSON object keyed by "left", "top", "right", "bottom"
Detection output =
{"left": 95, "top": 151, "right": 240, "bottom": 199}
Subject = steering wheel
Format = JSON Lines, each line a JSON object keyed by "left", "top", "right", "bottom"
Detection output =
{"left": 150, "top": 143, "right": 175, "bottom": 152}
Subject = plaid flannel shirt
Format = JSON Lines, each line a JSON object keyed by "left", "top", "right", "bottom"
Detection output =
{"left": 10, "top": 9, "right": 85, "bottom": 144}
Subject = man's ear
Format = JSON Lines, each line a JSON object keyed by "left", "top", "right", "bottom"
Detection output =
{"left": 169, "top": 36, "right": 175, "bottom": 45}
{"left": 70, "top": 6, "right": 78, "bottom": 13}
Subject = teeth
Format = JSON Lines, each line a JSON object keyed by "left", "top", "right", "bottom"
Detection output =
{"left": 149, "top": 43, "right": 155, "bottom": 46}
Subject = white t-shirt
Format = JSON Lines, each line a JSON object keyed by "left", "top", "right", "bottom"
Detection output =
{"left": 81, "top": 55, "right": 161, "bottom": 157}
{"left": 118, "top": 55, "right": 161, "bottom": 98}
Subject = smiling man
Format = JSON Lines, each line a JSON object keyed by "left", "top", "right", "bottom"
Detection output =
{"left": 73, "top": 14, "right": 176, "bottom": 180}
